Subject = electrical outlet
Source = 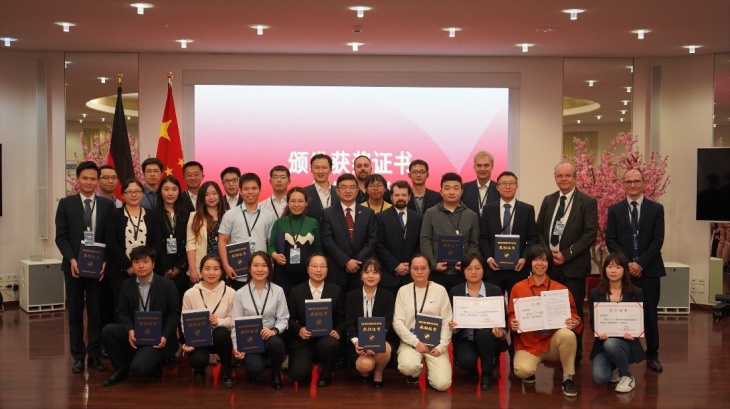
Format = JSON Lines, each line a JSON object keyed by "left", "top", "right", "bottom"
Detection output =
{"left": 7, "top": 273, "right": 18, "bottom": 282}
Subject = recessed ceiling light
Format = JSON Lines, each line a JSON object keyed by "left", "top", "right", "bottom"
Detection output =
{"left": 576, "top": 119, "right": 581, "bottom": 124}
{"left": 620, "top": 110, "right": 627, "bottom": 115}
{"left": 130, "top": 3, "right": 153, "bottom": 14}
{"left": 55, "top": 22, "right": 76, "bottom": 32}
{"left": 81, "top": 113, "right": 87, "bottom": 118}
{"left": 101, "top": 118, "right": 106, "bottom": 122}
{"left": 175, "top": 39, "right": 193, "bottom": 49}
{"left": 442, "top": 27, "right": 462, "bottom": 38}
{"left": 620, "top": 118, "right": 625, "bottom": 122}
{"left": 349, "top": 6, "right": 372, "bottom": 18}
{"left": 98, "top": 77, "right": 110, "bottom": 84}
{"left": 586, "top": 80, "right": 597, "bottom": 86}
{"left": 621, "top": 100, "right": 630, "bottom": 105}
{"left": 250, "top": 25, "right": 269, "bottom": 35}
{"left": 127, "top": 116, "right": 131, "bottom": 120}
{"left": 0, "top": 37, "right": 17, "bottom": 47}
{"left": 596, "top": 115, "right": 603, "bottom": 120}
{"left": 347, "top": 42, "right": 364, "bottom": 51}
{"left": 683, "top": 45, "right": 701, "bottom": 54}
{"left": 625, "top": 86, "right": 632, "bottom": 93}
{"left": 517, "top": 43, "right": 534, "bottom": 52}
{"left": 631, "top": 29, "right": 651, "bottom": 39}
{"left": 562, "top": 9, "right": 585, "bottom": 20}
{"left": 626, "top": 65, "right": 634, "bottom": 73}
{"left": 79, "top": 119, "right": 83, "bottom": 123}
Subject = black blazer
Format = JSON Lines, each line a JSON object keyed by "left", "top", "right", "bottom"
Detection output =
{"left": 479, "top": 200, "right": 539, "bottom": 278}
{"left": 181, "top": 190, "right": 196, "bottom": 213}
{"left": 158, "top": 210, "right": 190, "bottom": 274}
{"left": 55, "top": 194, "right": 114, "bottom": 275}
{"left": 304, "top": 184, "right": 340, "bottom": 223}
{"left": 462, "top": 180, "right": 499, "bottom": 215}
{"left": 321, "top": 204, "right": 378, "bottom": 286}
{"left": 535, "top": 189, "right": 598, "bottom": 279}
{"left": 287, "top": 281, "right": 345, "bottom": 349}
{"left": 375, "top": 207, "right": 422, "bottom": 288}
{"left": 588, "top": 288, "right": 646, "bottom": 363}
{"left": 116, "top": 275, "right": 181, "bottom": 342}
{"left": 344, "top": 287, "right": 396, "bottom": 344}
{"left": 105, "top": 207, "right": 166, "bottom": 280}
{"left": 224, "top": 195, "right": 243, "bottom": 211}
{"left": 605, "top": 198, "right": 666, "bottom": 278}
{"left": 407, "top": 188, "right": 441, "bottom": 214}
{"left": 448, "top": 281, "right": 509, "bottom": 351}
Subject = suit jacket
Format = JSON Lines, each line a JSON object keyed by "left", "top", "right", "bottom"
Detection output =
{"left": 344, "top": 287, "right": 396, "bottom": 344}
{"left": 479, "top": 200, "right": 539, "bottom": 278}
{"left": 55, "top": 194, "right": 115, "bottom": 274}
{"left": 536, "top": 189, "right": 598, "bottom": 279}
{"left": 158, "top": 210, "right": 190, "bottom": 273}
{"left": 224, "top": 195, "right": 243, "bottom": 211}
{"left": 407, "top": 188, "right": 442, "bottom": 214}
{"left": 375, "top": 207, "right": 422, "bottom": 288}
{"left": 181, "top": 190, "right": 196, "bottom": 213}
{"left": 321, "top": 204, "right": 378, "bottom": 286}
{"left": 105, "top": 207, "right": 166, "bottom": 280}
{"left": 588, "top": 288, "right": 646, "bottom": 363}
{"left": 305, "top": 184, "right": 340, "bottom": 223}
{"left": 448, "top": 281, "right": 510, "bottom": 351}
{"left": 116, "top": 275, "right": 181, "bottom": 342}
{"left": 462, "top": 180, "right": 499, "bottom": 215}
{"left": 605, "top": 198, "right": 666, "bottom": 278}
{"left": 287, "top": 281, "right": 346, "bottom": 349}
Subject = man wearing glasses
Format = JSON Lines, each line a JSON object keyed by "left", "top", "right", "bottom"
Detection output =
{"left": 220, "top": 166, "right": 243, "bottom": 211}
{"left": 259, "top": 165, "right": 291, "bottom": 218}
{"left": 98, "top": 165, "right": 123, "bottom": 208}
{"left": 361, "top": 174, "right": 391, "bottom": 214}
{"left": 406, "top": 159, "right": 441, "bottom": 214}
{"left": 140, "top": 158, "right": 164, "bottom": 209}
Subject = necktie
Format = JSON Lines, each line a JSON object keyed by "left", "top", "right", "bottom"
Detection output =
{"left": 398, "top": 211, "right": 406, "bottom": 228}
{"left": 84, "top": 199, "right": 93, "bottom": 229}
{"left": 345, "top": 208, "right": 354, "bottom": 240}
{"left": 550, "top": 196, "right": 566, "bottom": 246}
{"left": 630, "top": 201, "right": 639, "bottom": 233}
{"left": 502, "top": 203, "right": 512, "bottom": 234}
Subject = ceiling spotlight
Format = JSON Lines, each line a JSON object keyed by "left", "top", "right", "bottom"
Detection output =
{"left": 130, "top": 3, "right": 153, "bottom": 14}
{"left": 625, "top": 86, "right": 632, "bottom": 93}
{"left": 626, "top": 65, "right": 634, "bottom": 73}
{"left": 250, "top": 25, "right": 269, "bottom": 35}
{"left": 631, "top": 29, "right": 651, "bottom": 39}
{"left": 175, "top": 39, "right": 193, "bottom": 48}
{"left": 442, "top": 27, "right": 462, "bottom": 38}
{"left": 620, "top": 118, "right": 625, "bottom": 122}
{"left": 98, "top": 77, "right": 109, "bottom": 84}
{"left": 596, "top": 115, "right": 603, "bottom": 120}
{"left": 349, "top": 6, "right": 372, "bottom": 18}
{"left": 517, "top": 43, "right": 534, "bottom": 52}
{"left": 621, "top": 100, "right": 630, "bottom": 106}
{"left": 620, "top": 110, "right": 627, "bottom": 115}
{"left": 347, "top": 42, "right": 364, "bottom": 51}
{"left": 0, "top": 37, "right": 17, "bottom": 47}
{"left": 586, "top": 80, "right": 597, "bottom": 87}
{"left": 79, "top": 119, "right": 83, "bottom": 123}
{"left": 101, "top": 118, "right": 106, "bottom": 122}
{"left": 127, "top": 116, "right": 131, "bottom": 120}
{"left": 683, "top": 45, "right": 701, "bottom": 54}
{"left": 55, "top": 22, "right": 76, "bottom": 32}
{"left": 576, "top": 119, "right": 581, "bottom": 124}
{"left": 562, "top": 9, "right": 585, "bottom": 20}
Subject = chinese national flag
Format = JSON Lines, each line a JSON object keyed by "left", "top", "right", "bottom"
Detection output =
{"left": 156, "top": 82, "right": 186, "bottom": 190}
{"left": 107, "top": 85, "right": 135, "bottom": 200}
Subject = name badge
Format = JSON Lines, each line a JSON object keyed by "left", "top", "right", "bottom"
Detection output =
{"left": 166, "top": 237, "right": 178, "bottom": 254}
{"left": 83, "top": 230, "right": 95, "bottom": 245}
{"left": 249, "top": 241, "right": 256, "bottom": 252}
{"left": 554, "top": 221, "right": 565, "bottom": 236}
{"left": 290, "top": 247, "right": 301, "bottom": 265}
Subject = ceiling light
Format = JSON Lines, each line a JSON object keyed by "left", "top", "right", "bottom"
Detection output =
{"left": 621, "top": 100, "right": 630, "bottom": 106}
{"left": 626, "top": 65, "right": 634, "bottom": 73}
{"left": 347, "top": 42, "right": 364, "bottom": 51}
{"left": 683, "top": 45, "right": 701, "bottom": 54}
{"left": 631, "top": 29, "right": 651, "bottom": 39}
{"left": 562, "top": 9, "right": 585, "bottom": 20}
{"left": 586, "top": 80, "right": 596, "bottom": 86}
{"left": 79, "top": 119, "right": 83, "bottom": 123}
{"left": 250, "top": 25, "right": 269, "bottom": 35}
{"left": 0, "top": 37, "right": 17, "bottom": 47}
{"left": 101, "top": 118, "right": 106, "bottom": 122}
{"left": 517, "top": 43, "right": 534, "bottom": 52}
{"left": 64, "top": 60, "right": 72, "bottom": 68}
{"left": 620, "top": 110, "right": 627, "bottom": 115}
{"left": 620, "top": 118, "right": 625, "bottom": 122}
{"left": 596, "top": 115, "right": 603, "bottom": 120}
{"left": 349, "top": 6, "right": 372, "bottom": 18}
{"left": 55, "top": 22, "right": 76, "bottom": 32}
{"left": 175, "top": 39, "right": 193, "bottom": 48}
{"left": 130, "top": 3, "right": 153, "bottom": 14}
{"left": 576, "top": 119, "right": 581, "bottom": 124}
{"left": 127, "top": 116, "right": 131, "bottom": 120}
{"left": 98, "top": 77, "right": 109, "bottom": 84}
{"left": 625, "top": 86, "right": 632, "bottom": 93}
{"left": 442, "top": 27, "right": 461, "bottom": 38}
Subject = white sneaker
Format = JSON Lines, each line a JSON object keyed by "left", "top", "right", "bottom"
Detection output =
{"left": 281, "top": 355, "right": 289, "bottom": 370}
{"left": 609, "top": 368, "right": 620, "bottom": 383}
{"left": 615, "top": 376, "right": 635, "bottom": 393}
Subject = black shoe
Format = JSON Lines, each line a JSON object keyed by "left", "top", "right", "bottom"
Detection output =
{"left": 88, "top": 357, "right": 105, "bottom": 371}
{"left": 406, "top": 376, "right": 420, "bottom": 385}
{"left": 480, "top": 374, "right": 492, "bottom": 390}
{"left": 647, "top": 358, "right": 664, "bottom": 373}
{"left": 317, "top": 377, "right": 332, "bottom": 387}
{"left": 271, "top": 372, "right": 283, "bottom": 390}
{"left": 562, "top": 379, "right": 578, "bottom": 397}
{"left": 100, "top": 348, "right": 110, "bottom": 359}
{"left": 72, "top": 359, "right": 84, "bottom": 374}
{"left": 373, "top": 381, "right": 383, "bottom": 389}
{"left": 103, "top": 369, "right": 128, "bottom": 386}
{"left": 193, "top": 370, "right": 206, "bottom": 382}
{"left": 221, "top": 372, "right": 235, "bottom": 388}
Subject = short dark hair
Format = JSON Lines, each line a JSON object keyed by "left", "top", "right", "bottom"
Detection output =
{"left": 220, "top": 166, "right": 241, "bottom": 180}
{"left": 440, "top": 172, "right": 462, "bottom": 187}
{"left": 199, "top": 254, "right": 223, "bottom": 272}
{"left": 122, "top": 178, "right": 144, "bottom": 193}
{"left": 142, "top": 158, "right": 163, "bottom": 172}
{"left": 99, "top": 164, "right": 116, "bottom": 174}
{"left": 525, "top": 245, "right": 553, "bottom": 275}
{"left": 459, "top": 253, "right": 486, "bottom": 275}
{"left": 410, "top": 253, "right": 431, "bottom": 269}
{"left": 283, "top": 186, "right": 309, "bottom": 217}
{"left": 364, "top": 174, "right": 387, "bottom": 189}
{"left": 409, "top": 159, "right": 429, "bottom": 172}
{"left": 310, "top": 153, "right": 333, "bottom": 168}
{"left": 390, "top": 180, "right": 412, "bottom": 196}
{"left": 239, "top": 172, "right": 261, "bottom": 189}
{"left": 269, "top": 165, "right": 290, "bottom": 178}
{"left": 360, "top": 258, "right": 382, "bottom": 276}
{"left": 306, "top": 253, "right": 329, "bottom": 268}
{"left": 130, "top": 245, "right": 156, "bottom": 263}
{"left": 183, "top": 161, "right": 204, "bottom": 173}
{"left": 76, "top": 161, "right": 100, "bottom": 178}
{"left": 336, "top": 173, "right": 357, "bottom": 186}
{"left": 497, "top": 171, "right": 518, "bottom": 183}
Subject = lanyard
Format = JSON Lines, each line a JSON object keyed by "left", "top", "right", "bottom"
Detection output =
{"left": 448, "top": 210, "right": 463, "bottom": 235}
{"left": 164, "top": 211, "right": 177, "bottom": 236}
{"left": 270, "top": 197, "right": 280, "bottom": 218}
{"left": 529, "top": 278, "right": 552, "bottom": 296}
{"left": 413, "top": 282, "right": 430, "bottom": 315}
{"left": 478, "top": 183, "right": 489, "bottom": 210}
{"left": 138, "top": 285, "right": 151, "bottom": 311}
{"left": 248, "top": 283, "right": 271, "bottom": 316}
{"left": 287, "top": 216, "right": 305, "bottom": 246}
{"left": 198, "top": 286, "right": 227, "bottom": 315}
{"left": 125, "top": 207, "right": 143, "bottom": 241}
{"left": 83, "top": 197, "right": 97, "bottom": 231}
{"left": 242, "top": 208, "right": 261, "bottom": 236}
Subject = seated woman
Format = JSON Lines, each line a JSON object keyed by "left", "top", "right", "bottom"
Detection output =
{"left": 448, "top": 253, "right": 507, "bottom": 390}
{"left": 508, "top": 245, "right": 582, "bottom": 397}
{"left": 231, "top": 251, "right": 289, "bottom": 390}
{"left": 180, "top": 255, "right": 235, "bottom": 387}
{"left": 589, "top": 252, "right": 645, "bottom": 393}
{"left": 345, "top": 258, "right": 395, "bottom": 388}
{"left": 392, "top": 254, "right": 453, "bottom": 392}
{"left": 287, "top": 254, "right": 345, "bottom": 387}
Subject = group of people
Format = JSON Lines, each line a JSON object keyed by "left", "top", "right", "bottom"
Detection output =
{"left": 55, "top": 150, "right": 665, "bottom": 396}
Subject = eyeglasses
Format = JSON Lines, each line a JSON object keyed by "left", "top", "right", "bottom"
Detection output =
{"left": 271, "top": 175, "right": 289, "bottom": 181}
{"left": 624, "top": 179, "right": 642, "bottom": 186}
{"left": 123, "top": 190, "right": 143, "bottom": 195}
{"left": 223, "top": 178, "right": 239, "bottom": 184}
{"left": 100, "top": 175, "right": 118, "bottom": 181}
{"left": 409, "top": 170, "right": 427, "bottom": 176}
{"left": 308, "top": 264, "right": 327, "bottom": 270}
{"left": 498, "top": 182, "right": 517, "bottom": 187}
{"left": 367, "top": 184, "right": 385, "bottom": 190}
{"left": 338, "top": 185, "right": 358, "bottom": 191}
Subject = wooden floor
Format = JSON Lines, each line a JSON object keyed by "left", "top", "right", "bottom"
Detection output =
{"left": 1, "top": 305, "right": 729, "bottom": 409}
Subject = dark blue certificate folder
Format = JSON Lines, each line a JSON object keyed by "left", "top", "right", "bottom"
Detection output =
{"left": 134, "top": 311, "right": 162, "bottom": 346}
{"left": 494, "top": 234, "right": 520, "bottom": 269}
{"left": 437, "top": 234, "right": 464, "bottom": 266}
{"left": 358, "top": 317, "right": 386, "bottom": 353}
{"left": 182, "top": 309, "right": 213, "bottom": 347}
{"left": 234, "top": 316, "right": 265, "bottom": 354}
{"left": 78, "top": 241, "right": 105, "bottom": 279}
{"left": 414, "top": 313, "right": 441, "bottom": 349}
{"left": 226, "top": 242, "right": 251, "bottom": 280}
{"left": 305, "top": 299, "right": 333, "bottom": 337}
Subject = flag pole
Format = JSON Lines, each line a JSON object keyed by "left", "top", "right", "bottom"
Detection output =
{"left": 117, "top": 72, "right": 122, "bottom": 86}
{"left": 168, "top": 72, "right": 173, "bottom": 85}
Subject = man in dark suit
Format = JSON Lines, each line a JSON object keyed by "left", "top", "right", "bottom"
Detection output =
{"left": 55, "top": 161, "right": 114, "bottom": 374}
{"left": 321, "top": 173, "right": 378, "bottom": 291}
{"left": 220, "top": 166, "right": 243, "bottom": 210}
{"left": 181, "top": 161, "right": 204, "bottom": 213}
{"left": 479, "top": 171, "right": 539, "bottom": 295}
{"left": 305, "top": 153, "right": 340, "bottom": 222}
{"left": 101, "top": 246, "right": 181, "bottom": 386}
{"left": 606, "top": 168, "right": 666, "bottom": 373}
{"left": 407, "top": 159, "right": 441, "bottom": 214}
{"left": 536, "top": 161, "right": 598, "bottom": 361}
{"left": 461, "top": 151, "right": 499, "bottom": 216}
{"left": 375, "top": 180, "right": 423, "bottom": 294}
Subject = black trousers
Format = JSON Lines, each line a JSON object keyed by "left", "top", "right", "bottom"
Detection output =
{"left": 243, "top": 335, "right": 286, "bottom": 379}
{"left": 64, "top": 272, "right": 102, "bottom": 360}
{"left": 549, "top": 269, "right": 586, "bottom": 357}
{"left": 101, "top": 323, "right": 163, "bottom": 376}
{"left": 453, "top": 329, "right": 499, "bottom": 374}
{"left": 288, "top": 336, "right": 341, "bottom": 382}
{"left": 188, "top": 327, "right": 233, "bottom": 372}
{"left": 632, "top": 274, "right": 661, "bottom": 359}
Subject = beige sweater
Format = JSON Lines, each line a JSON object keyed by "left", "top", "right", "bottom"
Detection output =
{"left": 181, "top": 280, "right": 235, "bottom": 330}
